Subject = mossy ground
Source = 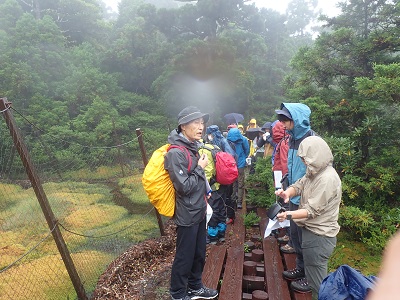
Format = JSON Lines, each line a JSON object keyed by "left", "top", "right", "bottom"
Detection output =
{"left": 329, "top": 231, "right": 382, "bottom": 276}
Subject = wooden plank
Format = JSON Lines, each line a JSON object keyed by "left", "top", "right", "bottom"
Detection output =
{"left": 282, "top": 252, "right": 297, "bottom": 270}
{"left": 219, "top": 246, "right": 244, "bottom": 300}
{"left": 257, "top": 207, "right": 268, "bottom": 236}
{"left": 202, "top": 244, "right": 227, "bottom": 290}
{"left": 219, "top": 209, "right": 246, "bottom": 300}
{"left": 293, "top": 291, "right": 312, "bottom": 300}
{"left": 263, "top": 236, "right": 291, "bottom": 300}
{"left": 230, "top": 208, "right": 246, "bottom": 246}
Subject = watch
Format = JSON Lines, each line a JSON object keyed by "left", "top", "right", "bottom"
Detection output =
{"left": 286, "top": 213, "right": 292, "bottom": 220}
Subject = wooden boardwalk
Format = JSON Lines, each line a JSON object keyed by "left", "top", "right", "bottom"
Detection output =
{"left": 202, "top": 205, "right": 312, "bottom": 300}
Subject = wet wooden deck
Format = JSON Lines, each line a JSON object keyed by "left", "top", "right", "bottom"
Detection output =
{"left": 202, "top": 206, "right": 312, "bottom": 300}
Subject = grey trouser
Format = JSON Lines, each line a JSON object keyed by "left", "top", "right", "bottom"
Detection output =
{"left": 302, "top": 228, "right": 336, "bottom": 300}
{"left": 289, "top": 202, "right": 304, "bottom": 270}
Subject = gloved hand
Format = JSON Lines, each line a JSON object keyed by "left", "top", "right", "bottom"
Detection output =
{"left": 263, "top": 132, "right": 270, "bottom": 141}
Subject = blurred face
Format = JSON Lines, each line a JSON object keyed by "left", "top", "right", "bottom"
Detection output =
{"left": 181, "top": 118, "right": 205, "bottom": 142}
{"left": 280, "top": 119, "right": 294, "bottom": 130}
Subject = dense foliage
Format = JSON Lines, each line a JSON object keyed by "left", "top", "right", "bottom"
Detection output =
{"left": 1, "top": 0, "right": 399, "bottom": 252}
{"left": 0, "top": 0, "right": 317, "bottom": 166}
{"left": 245, "top": 0, "right": 400, "bottom": 253}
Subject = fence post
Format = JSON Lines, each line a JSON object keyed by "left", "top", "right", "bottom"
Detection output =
{"left": 112, "top": 118, "right": 126, "bottom": 177}
{"left": 0, "top": 98, "right": 88, "bottom": 300}
{"left": 136, "top": 128, "right": 166, "bottom": 236}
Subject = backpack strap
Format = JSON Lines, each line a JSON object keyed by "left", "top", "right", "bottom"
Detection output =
{"left": 199, "top": 144, "right": 220, "bottom": 161}
{"left": 199, "top": 144, "right": 218, "bottom": 185}
{"left": 167, "top": 145, "right": 192, "bottom": 171}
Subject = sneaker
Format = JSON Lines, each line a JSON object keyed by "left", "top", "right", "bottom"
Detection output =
{"left": 280, "top": 244, "right": 295, "bottom": 254}
{"left": 237, "top": 203, "right": 242, "bottom": 209}
{"left": 291, "top": 278, "right": 312, "bottom": 293}
{"left": 207, "top": 236, "right": 218, "bottom": 245}
{"left": 187, "top": 286, "right": 218, "bottom": 299}
{"left": 277, "top": 235, "right": 290, "bottom": 243}
{"left": 283, "top": 268, "right": 305, "bottom": 280}
{"left": 218, "top": 237, "right": 225, "bottom": 242}
{"left": 226, "top": 218, "right": 234, "bottom": 225}
{"left": 171, "top": 295, "right": 191, "bottom": 300}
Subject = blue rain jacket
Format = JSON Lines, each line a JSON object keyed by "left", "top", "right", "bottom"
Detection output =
{"left": 283, "top": 103, "right": 316, "bottom": 205}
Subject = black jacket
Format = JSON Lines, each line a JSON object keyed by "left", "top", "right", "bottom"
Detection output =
{"left": 164, "top": 129, "right": 207, "bottom": 226}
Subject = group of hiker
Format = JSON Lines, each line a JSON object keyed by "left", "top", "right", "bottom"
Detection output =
{"left": 164, "top": 103, "right": 342, "bottom": 300}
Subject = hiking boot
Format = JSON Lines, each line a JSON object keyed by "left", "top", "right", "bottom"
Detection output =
{"left": 291, "top": 278, "right": 312, "bottom": 293}
{"left": 277, "top": 235, "right": 290, "bottom": 243}
{"left": 283, "top": 268, "right": 305, "bottom": 280}
{"left": 237, "top": 203, "right": 242, "bottom": 209}
{"left": 280, "top": 244, "right": 295, "bottom": 254}
{"left": 206, "top": 235, "right": 218, "bottom": 245}
{"left": 187, "top": 286, "right": 218, "bottom": 299}
{"left": 171, "top": 295, "right": 191, "bottom": 300}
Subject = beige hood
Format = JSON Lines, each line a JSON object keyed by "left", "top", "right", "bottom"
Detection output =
{"left": 298, "top": 136, "right": 333, "bottom": 177}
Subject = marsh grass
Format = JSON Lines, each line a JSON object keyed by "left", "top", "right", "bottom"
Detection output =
{"left": 0, "top": 250, "right": 112, "bottom": 300}
{"left": 63, "top": 165, "right": 127, "bottom": 181}
{"left": 0, "top": 171, "right": 159, "bottom": 299}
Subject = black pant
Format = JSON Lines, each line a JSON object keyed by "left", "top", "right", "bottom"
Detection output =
{"left": 170, "top": 218, "right": 207, "bottom": 298}
{"left": 208, "top": 186, "right": 227, "bottom": 227}
{"left": 225, "top": 183, "right": 235, "bottom": 219}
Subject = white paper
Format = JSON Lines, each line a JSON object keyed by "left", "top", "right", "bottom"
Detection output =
{"left": 264, "top": 218, "right": 290, "bottom": 238}
{"left": 273, "top": 171, "right": 283, "bottom": 189}
{"left": 206, "top": 203, "right": 213, "bottom": 228}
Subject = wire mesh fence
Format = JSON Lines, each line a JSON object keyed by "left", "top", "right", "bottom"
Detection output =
{"left": 0, "top": 103, "right": 161, "bottom": 300}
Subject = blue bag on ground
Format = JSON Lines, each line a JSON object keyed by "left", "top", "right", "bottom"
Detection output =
{"left": 318, "top": 264, "right": 377, "bottom": 300}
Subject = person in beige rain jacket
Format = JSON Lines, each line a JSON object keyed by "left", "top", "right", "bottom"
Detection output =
{"left": 275, "top": 136, "right": 341, "bottom": 300}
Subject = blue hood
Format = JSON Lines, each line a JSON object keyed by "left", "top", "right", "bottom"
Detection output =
{"left": 227, "top": 128, "right": 243, "bottom": 143}
{"left": 281, "top": 103, "right": 311, "bottom": 140}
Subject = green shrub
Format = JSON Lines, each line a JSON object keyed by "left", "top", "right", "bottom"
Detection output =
{"left": 243, "top": 211, "right": 261, "bottom": 228}
{"left": 245, "top": 157, "right": 276, "bottom": 208}
{"left": 339, "top": 205, "right": 399, "bottom": 254}
{"left": 339, "top": 205, "right": 375, "bottom": 240}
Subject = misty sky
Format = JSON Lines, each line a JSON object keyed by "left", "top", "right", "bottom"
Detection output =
{"left": 103, "top": 0, "right": 341, "bottom": 17}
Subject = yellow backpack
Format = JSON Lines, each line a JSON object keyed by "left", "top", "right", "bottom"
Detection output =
{"left": 142, "top": 144, "right": 192, "bottom": 217}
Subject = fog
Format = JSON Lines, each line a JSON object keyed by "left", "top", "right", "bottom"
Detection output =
{"left": 103, "top": 0, "right": 341, "bottom": 17}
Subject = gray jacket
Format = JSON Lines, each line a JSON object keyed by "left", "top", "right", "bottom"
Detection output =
{"left": 164, "top": 129, "right": 207, "bottom": 226}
